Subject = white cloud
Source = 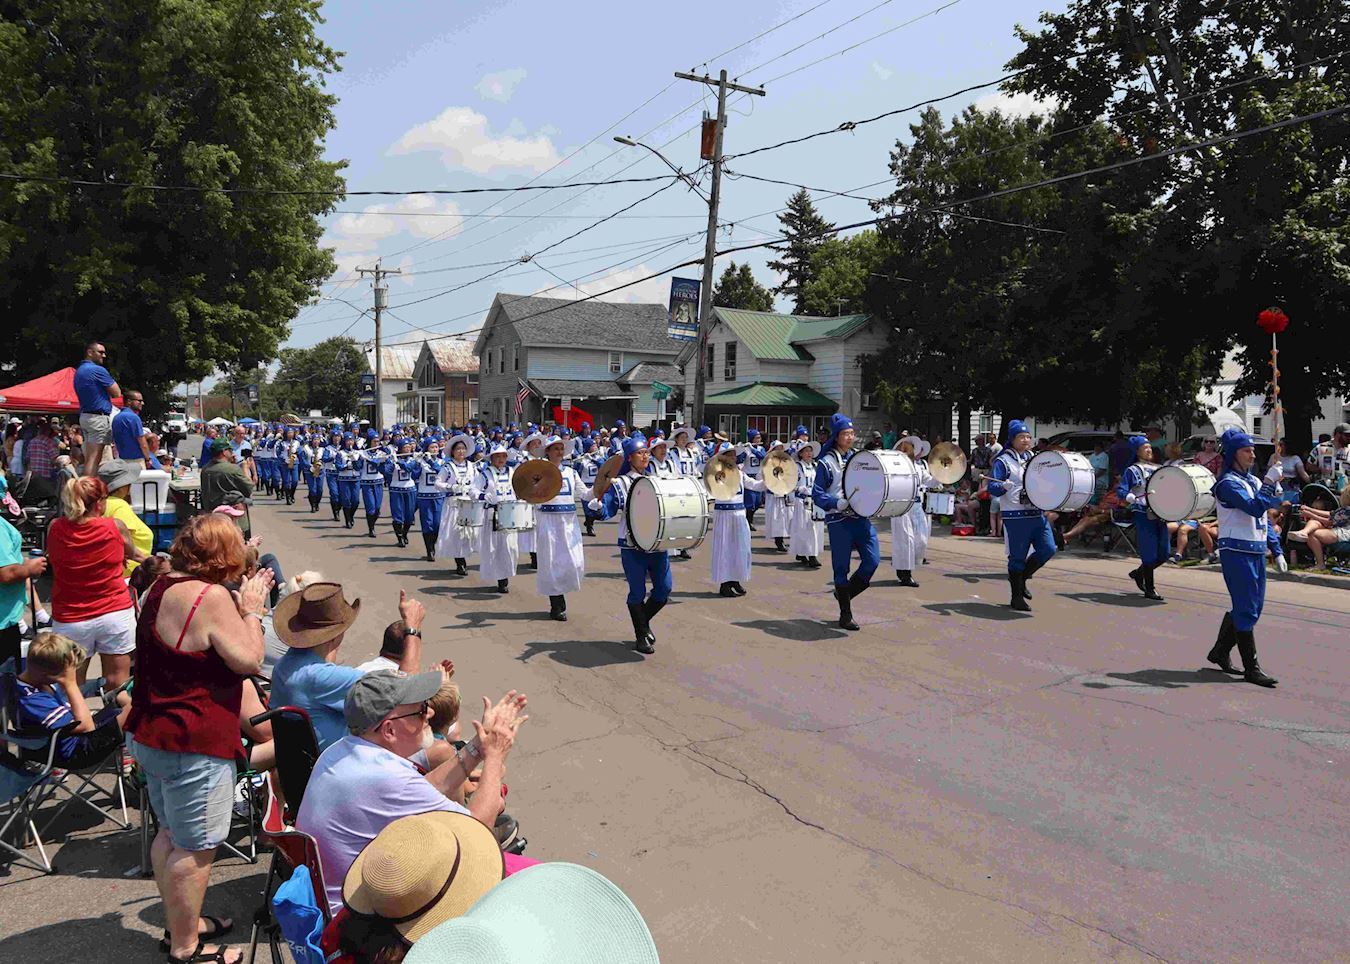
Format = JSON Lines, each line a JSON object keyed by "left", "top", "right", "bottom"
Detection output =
{"left": 973, "top": 91, "right": 1060, "bottom": 119}
{"left": 390, "top": 106, "right": 561, "bottom": 175}
{"left": 322, "top": 196, "right": 458, "bottom": 286}
{"left": 871, "top": 61, "right": 893, "bottom": 80}
{"left": 475, "top": 68, "right": 527, "bottom": 103}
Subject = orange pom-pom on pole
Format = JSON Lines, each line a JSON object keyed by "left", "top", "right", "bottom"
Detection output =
{"left": 1257, "top": 307, "right": 1290, "bottom": 444}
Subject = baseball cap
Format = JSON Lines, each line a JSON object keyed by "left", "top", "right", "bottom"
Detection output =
{"left": 210, "top": 437, "right": 233, "bottom": 455}
{"left": 1335, "top": 422, "right": 1350, "bottom": 435}
{"left": 345, "top": 670, "right": 445, "bottom": 733}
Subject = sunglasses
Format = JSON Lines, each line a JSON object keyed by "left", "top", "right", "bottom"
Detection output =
{"left": 386, "top": 701, "right": 429, "bottom": 724}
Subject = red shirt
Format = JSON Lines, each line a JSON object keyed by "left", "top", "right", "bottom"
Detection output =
{"left": 47, "top": 516, "right": 133, "bottom": 622}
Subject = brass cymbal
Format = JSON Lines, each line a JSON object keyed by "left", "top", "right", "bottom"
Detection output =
{"left": 703, "top": 452, "right": 741, "bottom": 501}
{"left": 763, "top": 450, "right": 800, "bottom": 496}
{"left": 928, "top": 442, "right": 968, "bottom": 485}
{"left": 511, "top": 459, "right": 563, "bottom": 504}
{"left": 594, "top": 452, "right": 625, "bottom": 491}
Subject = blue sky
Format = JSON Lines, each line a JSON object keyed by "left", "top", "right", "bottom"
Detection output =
{"left": 291, "top": 0, "right": 1066, "bottom": 351}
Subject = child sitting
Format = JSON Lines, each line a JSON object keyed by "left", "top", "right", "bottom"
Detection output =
{"left": 14, "top": 631, "right": 129, "bottom": 769}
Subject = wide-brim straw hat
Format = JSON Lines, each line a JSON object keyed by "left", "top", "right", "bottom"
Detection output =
{"left": 405, "top": 863, "right": 658, "bottom": 964}
{"left": 273, "top": 581, "right": 360, "bottom": 649}
{"left": 344, "top": 811, "right": 504, "bottom": 943}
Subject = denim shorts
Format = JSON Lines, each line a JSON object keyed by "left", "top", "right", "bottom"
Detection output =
{"left": 127, "top": 735, "right": 235, "bottom": 851}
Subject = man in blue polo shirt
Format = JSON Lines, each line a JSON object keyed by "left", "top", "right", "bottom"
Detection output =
{"left": 111, "top": 389, "right": 160, "bottom": 470}
{"left": 74, "top": 340, "right": 121, "bottom": 476}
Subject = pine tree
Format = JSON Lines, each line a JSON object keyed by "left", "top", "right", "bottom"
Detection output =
{"left": 766, "top": 189, "right": 835, "bottom": 314}
{"left": 712, "top": 262, "right": 774, "bottom": 312}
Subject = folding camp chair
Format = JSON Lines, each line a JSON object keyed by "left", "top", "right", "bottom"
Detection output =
{"left": 0, "top": 717, "right": 63, "bottom": 873}
{"left": 247, "top": 801, "right": 331, "bottom": 964}
{"left": 1104, "top": 509, "right": 1139, "bottom": 556}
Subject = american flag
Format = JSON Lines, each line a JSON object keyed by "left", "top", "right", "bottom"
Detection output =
{"left": 515, "top": 379, "right": 532, "bottom": 418}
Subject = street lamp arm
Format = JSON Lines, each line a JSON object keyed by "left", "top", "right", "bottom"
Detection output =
{"left": 614, "top": 136, "right": 709, "bottom": 204}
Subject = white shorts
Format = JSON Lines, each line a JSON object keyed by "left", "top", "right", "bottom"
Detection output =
{"left": 53, "top": 605, "right": 137, "bottom": 657}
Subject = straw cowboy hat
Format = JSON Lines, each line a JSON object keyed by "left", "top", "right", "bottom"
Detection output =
{"left": 344, "top": 811, "right": 504, "bottom": 942}
{"left": 273, "top": 581, "right": 360, "bottom": 649}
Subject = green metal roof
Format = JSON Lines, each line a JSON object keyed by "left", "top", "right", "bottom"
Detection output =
{"left": 713, "top": 307, "right": 871, "bottom": 361}
{"left": 704, "top": 381, "right": 836, "bottom": 409}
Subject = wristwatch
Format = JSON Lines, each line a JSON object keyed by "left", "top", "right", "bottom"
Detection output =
{"left": 403, "top": 628, "right": 422, "bottom": 638}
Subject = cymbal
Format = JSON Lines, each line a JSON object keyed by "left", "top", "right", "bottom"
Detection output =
{"left": 928, "top": 442, "right": 967, "bottom": 485}
{"left": 763, "top": 450, "right": 800, "bottom": 496}
{"left": 704, "top": 452, "right": 741, "bottom": 501}
{"left": 594, "top": 452, "right": 625, "bottom": 491}
{"left": 512, "top": 459, "right": 563, "bottom": 504}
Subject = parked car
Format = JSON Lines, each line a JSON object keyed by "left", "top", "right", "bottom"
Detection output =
{"left": 1042, "top": 430, "right": 1121, "bottom": 453}
{"left": 1180, "top": 433, "right": 1275, "bottom": 467}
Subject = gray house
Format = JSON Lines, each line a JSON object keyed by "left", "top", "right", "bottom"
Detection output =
{"left": 474, "top": 294, "right": 681, "bottom": 430}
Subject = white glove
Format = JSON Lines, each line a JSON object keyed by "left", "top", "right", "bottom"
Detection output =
{"left": 587, "top": 499, "right": 601, "bottom": 512}
{"left": 1125, "top": 492, "right": 1137, "bottom": 504}
{"left": 1264, "top": 462, "right": 1284, "bottom": 485}
{"left": 1274, "top": 553, "right": 1288, "bottom": 574}
{"left": 835, "top": 497, "right": 849, "bottom": 512}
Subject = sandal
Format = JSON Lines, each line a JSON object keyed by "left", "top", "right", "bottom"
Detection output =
{"left": 166, "top": 943, "right": 241, "bottom": 964}
{"left": 159, "top": 917, "right": 232, "bottom": 952}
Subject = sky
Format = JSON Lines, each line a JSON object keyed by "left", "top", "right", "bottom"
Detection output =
{"left": 289, "top": 0, "right": 1067, "bottom": 353}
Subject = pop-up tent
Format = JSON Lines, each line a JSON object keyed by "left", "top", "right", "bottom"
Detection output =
{"left": 207, "top": 416, "right": 235, "bottom": 427}
{"left": 238, "top": 417, "right": 260, "bottom": 426}
{"left": 0, "top": 367, "right": 125, "bottom": 414}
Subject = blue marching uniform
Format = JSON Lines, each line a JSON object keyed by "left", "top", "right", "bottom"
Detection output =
{"left": 986, "top": 419, "right": 1056, "bottom": 611}
{"left": 358, "top": 444, "right": 389, "bottom": 537}
{"left": 388, "top": 452, "right": 418, "bottom": 546}
{"left": 1115, "top": 435, "right": 1168, "bottom": 600}
{"left": 300, "top": 442, "right": 325, "bottom": 512}
{"left": 737, "top": 435, "right": 767, "bottom": 523}
{"left": 812, "top": 415, "right": 879, "bottom": 630}
{"left": 335, "top": 443, "right": 361, "bottom": 527}
{"left": 278, "top": 433, "right": 300, "bottom": 503}
{"left": 414, "top": 454, "right": 447, "bottom": 560}
{"left": 590, "top": 436, "right": 667, "bottom": 654}
{"left": 1206, "top": 429, "right": 1282, "bottom": 687}
{"left": 323, "top": 439, "right": 341, "bottom": 519}
{"left": 575, "top": 441, "right": 602, "bottom": 535}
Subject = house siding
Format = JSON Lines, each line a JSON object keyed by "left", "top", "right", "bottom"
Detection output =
{"left": 478, "top": 312, "right": 522, "bottom": 425}
{"left": 527, "top": 348, "right": 673, "bottom": 381}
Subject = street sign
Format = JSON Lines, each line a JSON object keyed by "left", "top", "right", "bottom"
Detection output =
{"left": 561, "top": 397, "right": 572, "bottom": 411}
{"left": 651, "top": 380, "right": 672, "bottom": 400}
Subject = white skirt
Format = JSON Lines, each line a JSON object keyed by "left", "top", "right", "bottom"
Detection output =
{"left": 710, "top": 506, "right": 752, "bottom": 584}
{"left": 517, "top": 507, "right": 536, "bottom": 553}
{"left": 478, "top": 525, "right": 518, "bottom": 583}
{"left": 436, "top": 498, "right": 480, "bottom": 559}
{"left": 764, "top": 493, "right": 793, "bottom": 538}
{"left": 534, "top": 510, "right": 585, "bottom": 596}
{"left": 788, "top": 498, "right": 823, "bottom": 557}
{"left": 890, "top": 507, "right": 928, "bottom": 570}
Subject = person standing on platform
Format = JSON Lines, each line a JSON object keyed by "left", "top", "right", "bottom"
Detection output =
{"left": 812, "top": 415, "right": 878, "bottom": 630}
{"left": 74, "top": 341, "right": 122, "bottom": 476}
{"left": 987, "top": 419, "right": 1057, "bottom": 612}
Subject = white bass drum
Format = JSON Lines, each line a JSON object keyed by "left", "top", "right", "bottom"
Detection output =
{"left": 626, "top": 476, "right": 710, "bottom": 552}
{"left": 841, "top": 449, "right": 919, "bottom": 519}
{"left": 1025, "top": 450, "right": 1096, "bottom": 512}
{"left": 1146, "top": 464, "right": 1216, "bottom": 522}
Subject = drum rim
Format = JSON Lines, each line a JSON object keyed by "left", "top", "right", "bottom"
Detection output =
{"left": 625, "top": 476, "right": 666, "bottom": 551}
{"left": 843, "top": 448, "right": 918, "bottom": 516}
{"left": 1146, "top": 464, "right": 1214, "bottom": 520}
{"left": 1025, "top": 450, "right": 1095, "bottom": 511}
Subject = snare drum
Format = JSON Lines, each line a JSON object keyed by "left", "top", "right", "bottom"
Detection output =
{"left": 841, "top": 449, "right": 919, "bottom": 519}
{"left": 493, "top": 501, "right": 532, "bottom": 531}
{"left": 1025, "top": 451, "right": 1096, "bottom": 512}
{"left": 626, "top": 476, "right": 710, "bottom": 552}
{"left": 1146, "top": 464, "right": 1216, "bottom": 522}
{"left": 924, "top": 491, "right": 956, "bottom": 515}
{"left": 456, "top": 499, "right": 485, "bottom": 528}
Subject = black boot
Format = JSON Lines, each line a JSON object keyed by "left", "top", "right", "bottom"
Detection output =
{"left": 584, "top": 521, "right": 595, "bottom": 536}
{"left": 529, "top": 552, "right": 537, "bottom": 570}
{"left": 834, "top": 583, "right": 859, "bottom": 631}
{"left": 731, "top": 581, "right": 747, "bottom": 596}
{"left": 1142, "top": 564, "right": 1164, "bottom": 601}
{"left": 549, "top": 595, "right": 567, "bottom": 622}
{"left": 1235, "top": 630, "right": 1277, "bottom": 687}
{"left": 719, "top": 581, "right": 738, "bottom": 597}
{"left": 1129, "top": 566, "right": 1147, "bottom": 596}
{"left": 896, "top": 569, "right": 919, "bottom": 588}
{"left": 774, "top": 537, "right": 787, "bottom": 553}
{"left": 1009, "top": 573, "right": 1031, "bottom": 612}
{"left": 497, "top": 578, "right": 509, "bottom": 594}
{"left": 627, "top": 602, "right": 654, "bottom": 653}
{"left": 366, "top": 516, "right": 378, "bottom": 538}
{"left": 808, "top": 556, "right": 821, "bottom": 568}
{"left": 344, "top": 507, "right": 356, "bottom": 528}
{"left": 331, "top": 503, "right": 341, "bottom": 521}
{"left": 746, "top": 507, "right": 757, "bottom": 531}
{"left": 677, "top": 548, "right": 691, "bottom": 560}
{"left": 640, "top": 597, "right": 665, "bottom": 653}
{"left": 1207, "top": 612, "right": 1239, "bottom": 674}
{"left": 1022, "top": 555, "right": 1047, "bottom": 600}
{"left": 455, "top": 557, "right": 468, "bottom": 576}
{"left": 422, "top": 532, "right": 436, "bottom": 562}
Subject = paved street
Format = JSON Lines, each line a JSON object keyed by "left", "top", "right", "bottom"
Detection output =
{"left": 2, "top": 499, "right": 1347, "bottom": 963}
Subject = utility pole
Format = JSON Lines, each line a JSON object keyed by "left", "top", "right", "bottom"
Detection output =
{"left": 358, "top": 261, "right": 401, "bottom": 430}
{"left": 675, "top": 69, "right": 764, "bottom": 431}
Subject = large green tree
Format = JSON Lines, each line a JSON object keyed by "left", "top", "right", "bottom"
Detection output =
{"left": 799, "top": 230, "right": 889, "bottom": 317}
{"left": 712, "top": 261, "right": 774, "bottom": 312}
{"left": 0, "top": 0, "right": 345, "bottom": 406}
{"left": 270, "top": 336, "right": 369, "bottom": 419}
{"left": 766, "top": 188, "right": 835, "bottom": 313}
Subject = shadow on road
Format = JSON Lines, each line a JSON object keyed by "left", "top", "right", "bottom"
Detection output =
{"left": 516, "top": 638, "right": 646, "bottom": 668}
{"left": 733, "top": 619, "right": 848, "bottom": 642}
{"left": 452, "top": 610, "right": 552, "bottom": 629}
{"left": 1083, "top": 668, "right": 1242, "bottom": 689}
{"left": 0, "top": 913, "right": 149, "bottom": 961}
{"left": 421, "top": 585, "right": 503, "bottom": 601}
{"left": 922, "top": 601, "right": 1031, "bottom": 621}
{"left": 1058, "top": 592, "right": 1167, "bottom": 607}
{"left": 942, "top": 571, "right": 1006, "bottom": 584}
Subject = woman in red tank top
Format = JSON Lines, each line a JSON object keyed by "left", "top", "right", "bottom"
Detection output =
{"left": 124, "top": 513, "right": 273, "bottom": 964}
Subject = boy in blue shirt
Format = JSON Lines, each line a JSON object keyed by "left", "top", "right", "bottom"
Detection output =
{"left": 14, "top": 632, "right": 129, "bottom": 769}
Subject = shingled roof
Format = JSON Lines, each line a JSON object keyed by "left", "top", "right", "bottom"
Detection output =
{"left": 475, "top": 294, "right": 679, "bottom": 356}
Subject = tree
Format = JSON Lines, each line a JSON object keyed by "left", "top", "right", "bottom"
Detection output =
{"left": 712, "top": 261, "right": 774, "bottom": 312}
{"left": 799, "top": 230, "right": 889, "bottom": 317}
{"left": 0, "top": 0, "right": 345, "bottom": 408}
{"left": 270, "top": 337, "right": 370, "bottom": 418}
{"left": 766, "top": 189, "right": 835, "bottom": 313}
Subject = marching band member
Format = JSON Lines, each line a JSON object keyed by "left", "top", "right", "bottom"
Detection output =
{"left": 1115, "top": 435, "right": 1168, "bottom": 601}
{"left": 647, "top": 436, "right": 679, "bottom": 478}
{"left": 475, "top": 443, "right": 519, "bottom": 593}
{"left": 300, "top": 433, "right": 325, "bottom": 513}
{"left": 413, "top": 439, "right": 446, "bottom": 562}
{"left": 335, "top": 432, "right": 361, "bottom": 528}
{"left": 709, "top": 441, "right": 767, "bottom": 597}
{"left": 435, "top": 434, "right": 479, "bottom": 575}
{"left": 607, "top": 420, "right": 629, "bottom": 456}
{"left": 813, "top": 414, "right": 879, "bottom": 630}
{"left": 535, "top": 436, "right": 593, "bottom": 621}
{"left": 1206, "top": 429, "right": 1283, "bottom": 687}
{"left": 257, "top": 430, "right": 275, "bottom": 496}
{"left": 358, "top": 431, "right": 390, "bottom": 538}
{"left": 322, "top": 430, "right": 341, "bottom": 520}
{"left": 788, "top": 424, "right": 811, "bottom": 455}
{"left": 789, "top": 440, "right": 823, "bottom": 568}
{"left": 388, "top": 438, "right": 418, "bottom": 548}
{"left": 506, "top": 432, "right": 527, "bottom": 467}
{"left": 574, "top": 437, "right": 602, "bottom": 537}
{"left": 737, "top": 429, "right": 767, "bottom": 531}
{"left": 588, "top": 436, "right": 666, "bottom": 654}
{"left": 987, "top": 419, "right": 1057, "bottom": 612}
{"left": 763, "top": 440, "right": 793, "bottom": 553}
{"left": 697, "top": 425, "right": 716, "bottom": 459}
{"left": 672, "top": 426, "right": 701, "bottom": 477}
{"left": 280, "top": 427, "right": 301, "bottom": 505}
{"left": 516, "top": 432, "right": 546, "bottom": 570}
{"left": 891, "top": 437, "right": 934, "bottom": 588}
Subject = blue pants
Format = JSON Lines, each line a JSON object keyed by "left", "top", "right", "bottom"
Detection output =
{"left": 361, "top": 482, "right": 384, "bottom": 517}
{"left": 305, "top": 471, "right": 324, "bottom": 497}
{"left": 338, "top": 479, "right": 359, "bottom": 510}
{"left": 621, "top": 547, "right": 672, "bottom": 605}
{"left": 743, "top": 486, "right": 764, "bottom": 511}
{"left": 281, "top": 463, "right": 298, "bottom": 490}
{"left": 1133, "top": 510, "right": 1170, "bottom": 567}
{"left": 1220, "top": 550, "right": 1266, "bottom": 631}
{"left": 1003, "top": 514, "right": 1056, "bottom": 573}
{"left": 827, "top": 515, "right": 880, "bottom": 587}
{"left": 389, "top": 488, "right": 415, "bottom": 526}
{"left": 418, "top": 494, "right": 445, "bottom": 534}
{"left": 326, "top": 471, "right": 340, "bottom": 503}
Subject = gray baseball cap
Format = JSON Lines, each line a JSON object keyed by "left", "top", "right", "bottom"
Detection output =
{"left": 1334, "top": 422, "right": 1350, "bottom": 435}
{"left": 344, "top": 670, "right": 444, "bottom": 734}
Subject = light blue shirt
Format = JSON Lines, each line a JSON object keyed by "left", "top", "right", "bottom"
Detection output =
{"left": 0, "top": 519, "right": 25, "bottom": 630}
{"left": 269, "top": 648, "right": 366, "bottom": 752}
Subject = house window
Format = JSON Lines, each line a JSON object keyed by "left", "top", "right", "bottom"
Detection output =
{"left": 469, "top": 398, "right": 479, "bottom": 419}
{"left": 513, "top": 343, "right": 520, "bottom": 372}
{"left": 978, "top": 413, "right": 993, "bottom": 433}
{"left": 497, "top": 348, "right": 505, "bottom": 375}
{"left": 608, "top": 351, "right": 623, "bottom": 374}
{"left": 766, "top": 415, "right": 791, "bottom": 441}
{"left": 706, "top": 344, "right": 715, "bottom": 380}
{"left": 1251, "top": 416, "right": 1263, "bottom": 437}
{"left": 724, "top": 342, "right": 737, "bottom": 380}
{"left": 718, "top": 414, "right": 739, "bottom": 439}
{"left": 467, "top": 372, "right": 478, "bottom": 385}
{"left": 747, "top": 415, "right": 767, "bottom": 436}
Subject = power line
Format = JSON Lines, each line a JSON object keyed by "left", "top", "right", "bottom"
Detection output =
{"left": 697, "top": 0, "right": 840, "bottom": 70}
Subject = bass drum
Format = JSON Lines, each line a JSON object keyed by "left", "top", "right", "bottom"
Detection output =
{"left": 841, "top": 449, "right": 919, "bottom": 519}
{"left": 626, "top": 476, "right": 710, "bottom": 552}
{"left": 1025, "top": 451, "right": 1096, "bottom": 512}
{"left": 1147, "top": 464, "right": 1216, "bottom": 522}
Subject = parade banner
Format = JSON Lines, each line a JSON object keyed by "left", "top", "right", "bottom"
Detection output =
{"left": 359, "top": 373, "right": 376, "bottom": 406}
{"left": 668, "top": 277, "right": 701, "bottom": 341}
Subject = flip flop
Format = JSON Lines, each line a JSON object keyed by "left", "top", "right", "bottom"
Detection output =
{"left": 159, "top": 916, "right": 232, "bottom": 952}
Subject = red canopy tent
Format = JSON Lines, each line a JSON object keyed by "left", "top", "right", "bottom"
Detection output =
{"left": 0, "top": 367, "right": 124, "bottom": 415}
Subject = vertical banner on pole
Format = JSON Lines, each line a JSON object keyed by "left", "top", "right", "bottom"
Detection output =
{"left": 668, "top": 277, "right": 701, "bottom": 341}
